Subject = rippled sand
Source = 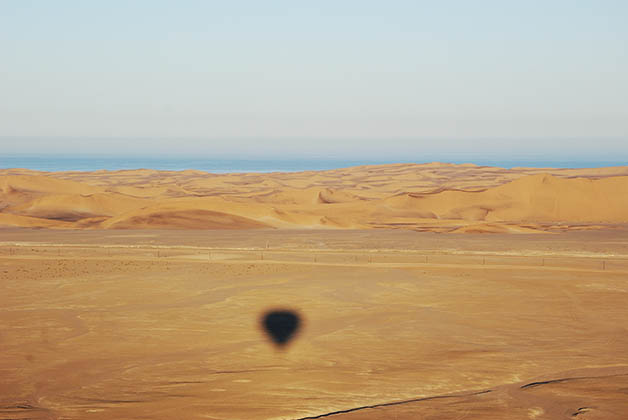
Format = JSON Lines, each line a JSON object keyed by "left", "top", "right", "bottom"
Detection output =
{"left": 2, "top": 163, "right": 628, "bottom": 232}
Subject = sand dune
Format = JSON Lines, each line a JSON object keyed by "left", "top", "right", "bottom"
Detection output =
{"left": 104, "top": 209, "right": 271, "bottom": 230}
{"left": 7, "top": 192, "right": 147, "bottom": 222}
{"left": 1, "top": 164, "right": 627, "bottom": 232}
{"left": 0, "top": 174, "right": 103, "bottom": 197}
{"left": 386, "top": 174, "right": 628, "bottom": 223}
{"left": 0, "top": 212, "right": 75, "bottom": 228}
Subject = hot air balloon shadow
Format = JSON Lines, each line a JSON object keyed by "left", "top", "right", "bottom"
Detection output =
{"left": 260, "top": 309, "right": 302, "bottom": 349}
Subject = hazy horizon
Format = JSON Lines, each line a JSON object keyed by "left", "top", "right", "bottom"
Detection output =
{"left": 2, "top": 1, "right": 627, "bottom": 161}
{"left": 1, "top": 136, "right": 627, "bottom": 164}
{"left": 1, "top": 149, "right": 626, "bottom": 173}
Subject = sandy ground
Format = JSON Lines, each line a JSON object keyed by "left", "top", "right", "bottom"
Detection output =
{"left": 1, "top": 228, "right": 628, "bottom": 419}
{"left": 2, "top": 163, "right": 628, "bottom": 232}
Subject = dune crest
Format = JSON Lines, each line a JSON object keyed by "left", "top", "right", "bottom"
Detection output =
{"left": 1, "top": 164, "right": 627, "bottom": 232}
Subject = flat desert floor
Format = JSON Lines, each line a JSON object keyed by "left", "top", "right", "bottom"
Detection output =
{"left": 1, "top": 228, "right": 628, "bottom": 419}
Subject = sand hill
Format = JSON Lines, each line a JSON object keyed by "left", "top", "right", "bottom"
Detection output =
{"left": 1, "top": 163, "right": 627, "bottom": 232}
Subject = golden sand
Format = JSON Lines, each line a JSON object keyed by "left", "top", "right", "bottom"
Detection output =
{"left": 1, "top": 229, "right": 628, "bottom": 419}
{"left": 2, "top": 164, "right": 628, "bottom": 419}
{"left": 2, "top": 163, "right": 628, "bottom": 232}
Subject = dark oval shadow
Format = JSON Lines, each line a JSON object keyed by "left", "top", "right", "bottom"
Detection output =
{"left": 260, "top": 309, "right": 302, "bottom": 348}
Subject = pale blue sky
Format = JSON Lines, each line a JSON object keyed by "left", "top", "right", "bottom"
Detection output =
{"left": 1, "top": 1, "right": 627, "bottom": 160}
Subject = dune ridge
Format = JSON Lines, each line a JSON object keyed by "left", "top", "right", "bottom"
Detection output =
{"left": 1, "top": 163, "right": 627, "bottom": 232}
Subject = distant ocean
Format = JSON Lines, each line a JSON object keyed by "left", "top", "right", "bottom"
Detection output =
{"left": 1, "top": 156, "right": 626, "bottom": 173}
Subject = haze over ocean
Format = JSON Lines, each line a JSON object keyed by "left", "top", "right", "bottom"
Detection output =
{"left": 1, "top": 155, "right": 626, "bottom": 173}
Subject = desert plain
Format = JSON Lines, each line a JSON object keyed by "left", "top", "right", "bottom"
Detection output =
{"left": 1, "top": 163, "right": 628, "bottom": 419}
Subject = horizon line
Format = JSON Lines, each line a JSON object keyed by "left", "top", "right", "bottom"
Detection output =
{"left": 2, "top": 159, "right": 627, "bottom": 174}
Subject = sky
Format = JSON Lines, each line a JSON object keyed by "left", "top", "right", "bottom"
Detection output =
{"left": 1, "top": 1, "right": 627, "bottom": 161}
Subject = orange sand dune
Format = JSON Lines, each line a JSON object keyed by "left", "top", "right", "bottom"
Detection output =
{"left": 7, "top": 192, "right": 147, "bottom": 221}
{"left": 1, "top": 164, "right": 627, "bottom": 232}
{"left": 385, "top": 174, "right": 628, "bottom": 223}
{"left": 104, "top": 208, "right": 270, "bottom": 229}
{"left": 0, "top": 174, "right": 103, "bottom": 195}
{"left": 0, "top": 212, "right": 75, "bottom": 228}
